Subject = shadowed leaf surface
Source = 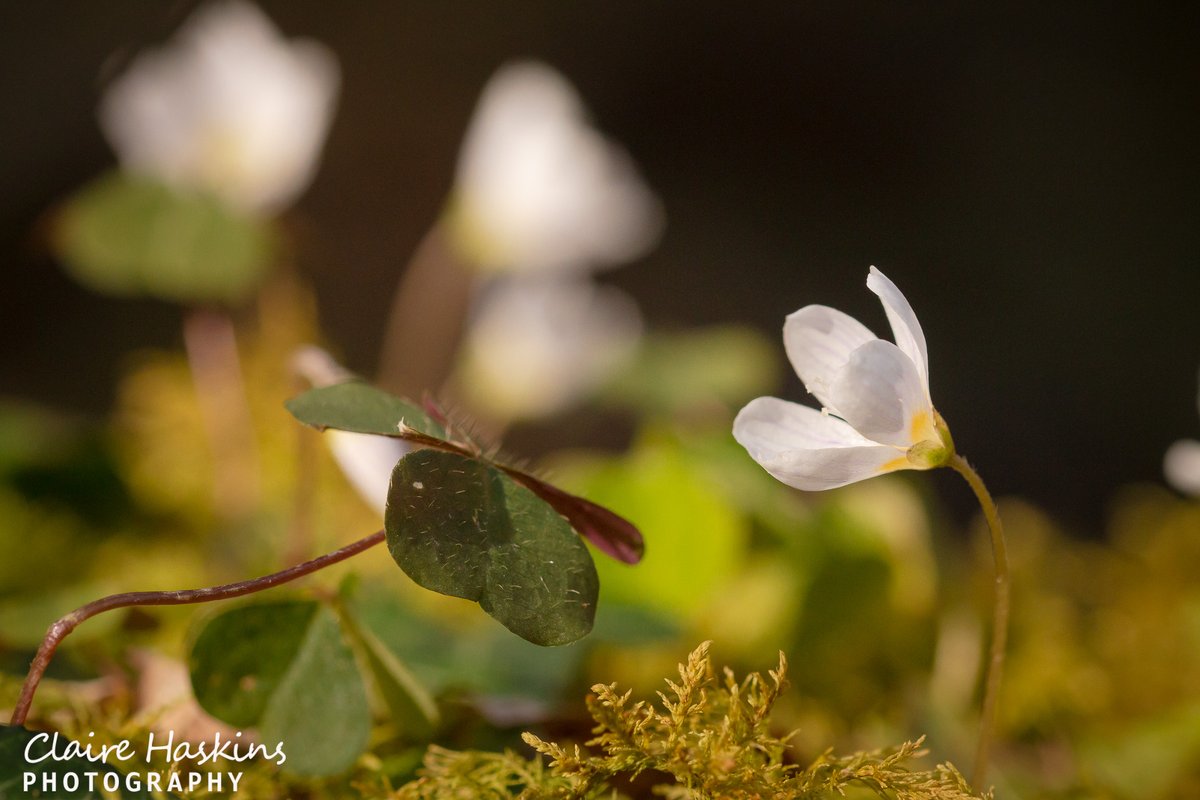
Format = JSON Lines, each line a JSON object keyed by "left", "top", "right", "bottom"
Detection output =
{"left": 504, "top": 470, "right": 644, "bottom": 564}
{"left": 385, "top": 449, "right": 598, "bottom": 646}
{"left": 287, "top": 382, "right": 642, "bottom": 564}
{"left": 189, "top": 600, "right": 370, "bottom": 777}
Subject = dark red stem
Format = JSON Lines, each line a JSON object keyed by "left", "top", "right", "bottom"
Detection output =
{"left": 8, "top": 529, "right": 386, "bottom": 726}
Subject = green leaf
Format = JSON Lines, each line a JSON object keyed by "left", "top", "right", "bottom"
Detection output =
{"left": 286, "top": 382, "right": 643, "bottom": 563}
{"left": 53, "top": 171, "right": 274, "bottom": 304}
{"left": 285, "top": 381, "right": 446, "bottom": 440}
{"left": 189, "top": 600, "right": 371, "bottom": 776}
{"left": 337, "top": 603, "right": 440, "bottom": 739}
{"left": 0, "top": 725, "right": 165, "bottom": 798}
{"left": 385, "top": 450, "right": 599, "bottom": 646}
{"left": 504, "top": 469, "right": 643, "bottom": 564}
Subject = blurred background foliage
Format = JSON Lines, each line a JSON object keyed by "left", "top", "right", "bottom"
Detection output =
{"left": 1, "top": 2, "right": 1199, "bottom": 798}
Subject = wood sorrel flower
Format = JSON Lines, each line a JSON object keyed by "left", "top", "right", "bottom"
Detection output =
{"left": 99, "top": 0, "right": 339, "bottom": 214}
{"left": 448, "top": 61, "right": 663, "bottom": 274}
{"left": 733, "top": 266, "right": 953, "bottom": 490}
{"left": 734, "top": 267, "right": 1011, "bottom": 787}
{"left": 1163, "top": 368, "right": 1200, "bottom": 496}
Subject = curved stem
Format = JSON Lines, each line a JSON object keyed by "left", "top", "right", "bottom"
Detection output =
{"left": 947, "top": 454, "right": 1009, "bottom": 787}
{"left": 8, "top": 530, "right": 386, "bottom": 727}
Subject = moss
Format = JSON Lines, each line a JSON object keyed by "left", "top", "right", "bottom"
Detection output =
{"left": 394, "top": 642, "right": 986, "bottom": 799}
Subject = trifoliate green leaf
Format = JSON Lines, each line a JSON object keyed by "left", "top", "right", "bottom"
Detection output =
{"left": 53, "top": 171, "right": 274, "bottom": 304}
{"left": 385, "top": 450, "right": 598, "bottom": 646}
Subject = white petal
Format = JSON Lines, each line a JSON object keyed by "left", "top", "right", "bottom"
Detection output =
{"left": 733, "top": 396, "right": 908, "bottom": 491}
{"left": 783, "top": 305, "right": 876, "bottom": 411}
{"left": 458, "top": 275, "right": 642, "bottom": 419}
{"left": 867, "top": 266, "right": 930, "bottom": 399}
{"left": 99, "top": 0, "right": 339, "bottom": 213}
{"left": 454, "top": 61, "right": 662, "bottom": 273}
{"left": 328, "top": 431, "right": 409, "bottom": 516}
{"left": 830, "top": 340, "right": 935, "bottom": 447}
{"left": 1164, "top": 439, "right": 1200, "bottom": 496}
{"left": 291, "top": 345, "right": 353, "bottom": 387}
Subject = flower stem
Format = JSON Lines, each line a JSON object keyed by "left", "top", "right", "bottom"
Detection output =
{"left": 182, "top": 306, "right": 260, "bottom": 518}
{"left": 947, "top": 453, "right": 1009, "bottom": 787}
{"left": 8, "top": 530, "right": 386, "bottom": 727}
{"left": 376, "top": 221, "right": 474, "bottom": 399}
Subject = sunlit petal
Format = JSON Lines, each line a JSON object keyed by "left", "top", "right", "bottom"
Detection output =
{"left": 1164, "top": 439, "right": 1200, "bottom": 496}
{"left": 783, "top": 305, "right": 876, "bottom": 411}
{"left": 830, "top": 340, "right": 934, "bottom": 447}
{"left": 733, "top": 396, "right": 907, "bottom": 490}
{"left": 290, "top": 346, "right": 408, "bottom": 515}
{"left": 328, "top": 430, "right": 409, "bottom": 516}
{"left": 734, "top": 396, "right": 875, "bottom": 451}
{"left": 867, "top": 266, "right": 930, "bottom": 399}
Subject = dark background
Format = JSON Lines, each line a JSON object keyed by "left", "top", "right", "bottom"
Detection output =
{"left": 1, "top": 2, "right": 1197, "bottom": 532}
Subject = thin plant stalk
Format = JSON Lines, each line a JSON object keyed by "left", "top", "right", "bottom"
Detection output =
{"left": 182, "top": 306, "right": 260, "bottom": 518}
{"left": 8, "top": 530, "right": 386, "bottom": 727}
{"left": 948, "top": 453, "right": 1009, "bottom": 787}
{"left": 375, "top": 221, "right": 474, "bottom": 399}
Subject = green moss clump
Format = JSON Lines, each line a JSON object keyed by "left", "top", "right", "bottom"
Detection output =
{"left": 395, "top": 642, "right": 987, "bottom": 799}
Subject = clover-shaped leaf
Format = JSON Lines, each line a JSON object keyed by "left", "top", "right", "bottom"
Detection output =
{"left": 286, "top": 381, "right": 642, "bottom": 564}
{"left": 189, "top": 600, "right": 369, "bottom": 776}
{"left": 53, "top": 171, "right": 274, "bottom": 304}
{"left": 188, "top": 596, "right": 438, "bottom": 778}
{"left": 284, "top": 381, "right": 446, "bottom": 441}
{"left": 387, "top": 449, "right": 599, "bottom": 646}
{"left": 286, "top": 381, "right": 643, "bottom": 646}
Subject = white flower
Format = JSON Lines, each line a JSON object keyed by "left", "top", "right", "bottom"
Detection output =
{"left": 457, "top": 275, "right": 642, "bottom": 420}
{"left": 733, "top": 267, "right": 952, "bottom": 491}
{"left": 1164, "top": 370, "right": 1200, "bottom": 496}
{"left": 292, "top": 347, "right": 407, "bottom": 516}
{"left": 450, "top": 61, "right": 663, "bottom": 274}
{"left": 99, "top": 0, "right": 339, "bottom": 214}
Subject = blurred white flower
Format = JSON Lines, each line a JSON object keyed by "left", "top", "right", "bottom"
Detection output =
{"left": 292, "top": 347, "right": 406, "bottom": 516}
{"left": 734, "top": 267, "right": 952, "bottom": 491}
{"left": 451, "top": 61, "right": 663, "bottom": 274}
{"left": 457, "top": 275, "right": 642, "bottom": 420}
{"left": 1164, "top": 370, "right": 1200, "bottom": 496}
{"left": 99, "top": 0, "right": 339, "bottom": 214}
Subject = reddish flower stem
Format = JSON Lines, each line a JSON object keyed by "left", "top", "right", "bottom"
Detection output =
{"left": 8, "top": 530, "right": 386, "bottom": 727}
